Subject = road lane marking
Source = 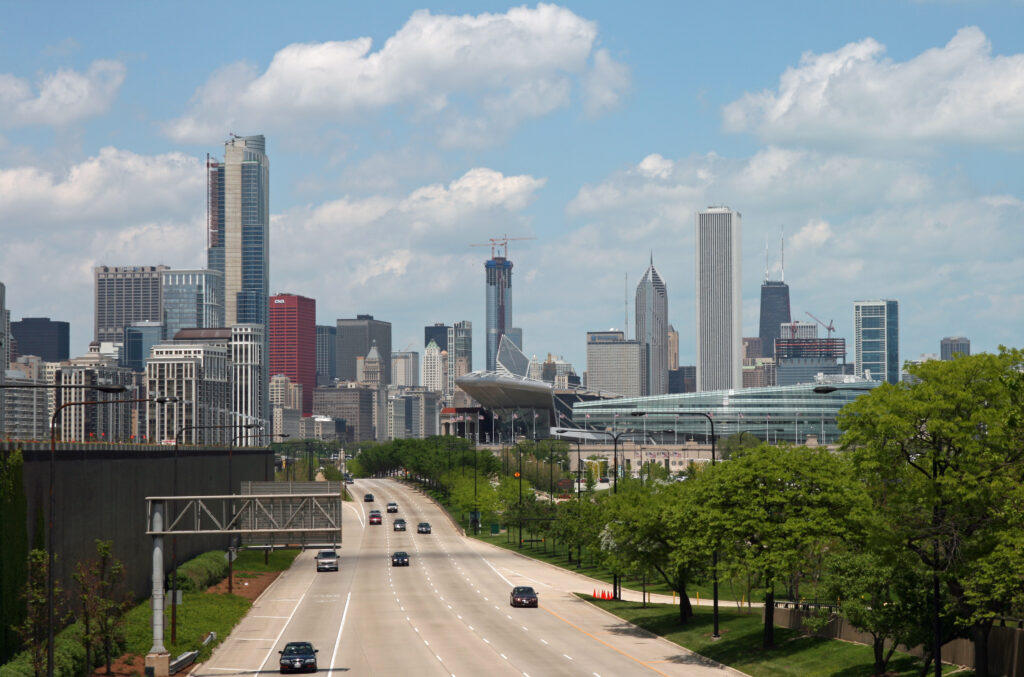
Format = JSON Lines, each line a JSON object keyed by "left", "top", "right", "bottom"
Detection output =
{"left": 251, "top": 615, "right": 289, "bottom": 619}
{"left": 564, "top": 654, "right": 573, "bottom": 660}
{"left": 256, "top": 574, "right": 316, "bottom": 673}
{"left": 482, "top": 558, "right": 515, "bottom": 586}
{"left": 540, "top": 639, "right": 548, "bottom": 645}
{"left": 326, "top": 592, "right": 350, "bottom": 677}
{"left": 540, "top": 606, "right": 671, "bottom": 676}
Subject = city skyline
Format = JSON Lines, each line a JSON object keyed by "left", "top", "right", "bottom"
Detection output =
{"left": 0, "top": 2, "right": 1021, "bottom": 373}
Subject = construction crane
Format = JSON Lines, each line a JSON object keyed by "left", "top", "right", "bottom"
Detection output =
{"left": 805, "top": 311, "right": 836, "bottom": 338}
{"left": 470, "top": 234, "right": 536, "bottom": 259}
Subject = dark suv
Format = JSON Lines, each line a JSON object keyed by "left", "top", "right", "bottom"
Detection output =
{"left": 417, "top": 522, "right": 431, "bottom": 534}
{"left": 391, "top": 551, "right": 410, "bottom": 566}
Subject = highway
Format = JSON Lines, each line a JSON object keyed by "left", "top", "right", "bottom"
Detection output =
{"left": 194, "top": 478, "right": 743, "bottom": 676}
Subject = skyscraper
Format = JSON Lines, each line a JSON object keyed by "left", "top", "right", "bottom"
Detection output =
{"left": 94, "top": 265, "right": 169, "bottom": 343}
{"left": 758, "top": 281, "right": 791, "bottom": 358}
{"left": 424, "top": 322, "right": 449, "bottom": 353}
{"left": 447, "top": 321, "right": 472, "bottom": 397}
{"left": 485, "top": 256, "right": 513, "bottom": 372}
{"left": 336, "top": 315, "right": 392, "bottom": 384}
{"left": 162, "top": 269, "right": 224, "bottom": 340}
{"left": 695, "top": 206, "right": 742, "bottom": 391}
{"left": 635, "top": 258, "right": 668, "bottom": 395}
{"left": 854, "top": 299, "right": 899, "bottom": 384}
{"left": 585, "top": 331, "right": 642, "bottom": 397}
{"left": 207, "top": 135, "right": 270, "bottom": 328}
{"left": 10, "top": 317, "right": 70, "bottom": 362}
{"left": 269, "top": 294, "right": 316, "bottom": 416}
{"left": 667, "top": 325, "right": 679, "bottom": 371}
{"left": 940, "top": 336, "right": 970, "bottom": 361}
{"left": 391, "top": 351, "right": 420, "bottom": 387}
{"left": 316, "top": 325, "right": 336, "bottom": 385}
{"left": 423, "top": 340, "right": 445, "bottom": 392}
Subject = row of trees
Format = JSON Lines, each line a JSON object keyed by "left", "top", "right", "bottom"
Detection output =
{"left": 348, "top": 349, "right": 1022, "bottom": 676}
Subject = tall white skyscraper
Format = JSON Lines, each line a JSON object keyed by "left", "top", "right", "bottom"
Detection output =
{"left": 423, "top": 340, "right": 445, "bottom": 393}
{"left": 695, "top": 206, "right": 743, "bottom": 391}
{"left": 635, "top": 258, "right": 668, "bottom": 395}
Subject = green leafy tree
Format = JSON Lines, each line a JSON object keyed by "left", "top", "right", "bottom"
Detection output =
{"left": 693, "top": 444, "right": 856, "bottom": 649}
{"left": 839, "top": 348, "right": 1024, "bottom": 676}
{"left": 718, "top": 431, "right": 761, "bottom": 460}
{"left": 73, "top": 540, "right": 132, "bottom": 675}
{"left": 14, "top": 550, "right": 62, "bottom": 677}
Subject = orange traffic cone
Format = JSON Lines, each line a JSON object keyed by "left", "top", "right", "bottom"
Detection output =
{"left": 593, "top": 589, "right": 597, "bottom": 599}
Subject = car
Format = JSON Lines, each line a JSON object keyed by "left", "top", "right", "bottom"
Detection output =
{"left": 510, "top": 586, "right": 539, "bottom": 608}
{"left": 369, "top": 511, "right": 382, "bottom": 525}
{"left": 417, "top": 522, "right": 431, "bottom": 534}
{"left": 279, "top": 641, "right": 318, "bottom": 673}
{"left": 386, "top": 501, "right": 398, "bottom": 513}
{"left": 393, "top": 518, "right": 406, "bottom": 531}
{"left": 314, "top": 550, "right": 338, "bottom": 572}
{"left": 363, "top": 493, "right": 374, "bottom": 502}
{"left": 345, "top": 478, "right": 354, "bottom": 484}
{"left": 391, "top": 551, "right": 410, "bottom": 566}
{"left": 599, "top": 476, "right": 609, "bottom": 484}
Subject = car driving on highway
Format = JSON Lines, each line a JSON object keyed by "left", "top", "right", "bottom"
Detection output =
{"left": 363, "top": 493, "right": 374, "bottom": 502}
{"left": 391, "top": 551, "right": 410, "bottom": 566}
{"left": 510, "top": 586, "right": 539, "bottom": 608}
{"left": 369, "top": 510, "right": 382, "bottom": 525}
{"left": 417, "top": 522, "right": 431, "bottom": 534}
{"left": 393, "top": 518, "right": 406, "bottom": 531}
{"left": 279, "top": 641, "right": 318, "bottom": 673}
{"left": 314, "top": 550, "right": 338, "bottom": 572}
{"left": 386, "top": 501, "right": 398, "bottom": 513}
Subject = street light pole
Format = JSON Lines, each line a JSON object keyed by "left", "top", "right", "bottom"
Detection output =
{"left": 47, "top": 390, "right": 174, "bottom": 677}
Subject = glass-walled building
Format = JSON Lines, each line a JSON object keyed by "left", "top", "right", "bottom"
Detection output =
{"left": 162, "top": 269, "right": 224, "bottom": 340}
{"left": 572, "top": 380, "right": 879, "bottom": 445}
{"left": 854, "top": 299, "right": 899, "bottom": 384}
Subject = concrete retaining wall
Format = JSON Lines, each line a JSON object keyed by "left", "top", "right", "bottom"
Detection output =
{"left": 4, "top": 441, "right": 272, "bottom": 603}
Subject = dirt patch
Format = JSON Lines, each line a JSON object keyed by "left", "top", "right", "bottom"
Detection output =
{"left": 205, "top": 570, "right": 281, "bottom": 600}
{"left": 89, "top": 652, "right": 145, "bottom": 677}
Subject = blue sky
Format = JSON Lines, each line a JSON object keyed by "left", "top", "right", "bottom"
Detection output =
{"left": 1, "top": 1, "right": 1022, "bottom": 372}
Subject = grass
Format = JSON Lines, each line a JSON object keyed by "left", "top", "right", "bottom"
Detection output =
{"left": 121, "top": 548, "right": 298, "bottom": 661}
{"left": 589, "top": 599, "right": 969, "bottom": 677}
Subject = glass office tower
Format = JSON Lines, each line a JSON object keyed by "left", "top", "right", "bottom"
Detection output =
{"left": 854, "top": 299, "right": 899, "bottom": 384}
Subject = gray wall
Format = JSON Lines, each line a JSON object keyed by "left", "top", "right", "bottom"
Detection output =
{"left": 6, "top": 441, "right": 272, "bottom": 603}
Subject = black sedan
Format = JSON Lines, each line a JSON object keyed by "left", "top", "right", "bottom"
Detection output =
{"left": 279, "top": 642, "right": 318, "bottom": 673}
{"left": 510, "top": 586, "right": 538, "bottom": 608}
{"left": 391, "top": 551, "right": 410, "bottom": 566}
{"left": 363, "top": 493, "right": 374, "bottom": 502}
{"left": 417, "top": 522, "right": 431, "bottom": 534}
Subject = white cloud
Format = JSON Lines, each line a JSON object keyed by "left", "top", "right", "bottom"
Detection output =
{"left": 0, "top": 147, "right": 203, "bottom": 228}
{"left": 0, "top": 60, "right": 125, "bottom": 128}
{"left": 723, "top": 26, "right": 1024, "bottom": 150}
{"left": 164, "top": 4, "right": 628, "bottom": 147}
{"left": 637, "top": 153, "right": 674, "bottom": 179}
{"left": 790, "top": 218, "right": 832, "bottom": 251}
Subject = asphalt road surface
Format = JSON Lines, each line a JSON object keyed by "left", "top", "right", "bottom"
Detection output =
{"left": 193, "top": 478, "right": 744, "bottom": 676}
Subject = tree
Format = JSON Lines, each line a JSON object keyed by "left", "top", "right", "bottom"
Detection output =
{"left": 839, "top": 348, "right": 1024, "bottom": 676}
{"left": 73, "top": 540, "right": 132, "bottom": 675}
{"left": 692, "top": 444, "right": 856, "bottom": 649}
{"left": 718, "top": 431, "right": 761, "bottom": 461}
{"left": 13, "top": 550, "right": 60, "bottom": 677}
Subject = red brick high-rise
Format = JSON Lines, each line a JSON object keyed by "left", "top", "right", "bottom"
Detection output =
{"left": 269, "top": 294, "right": 316, "bottom": 416}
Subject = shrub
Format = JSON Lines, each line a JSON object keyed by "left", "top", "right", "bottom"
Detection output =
{"left": 172, "top": 551, "right": 228, "bottom": 592}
